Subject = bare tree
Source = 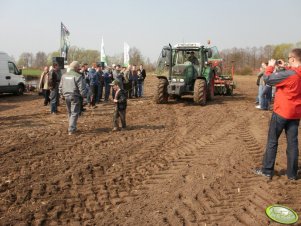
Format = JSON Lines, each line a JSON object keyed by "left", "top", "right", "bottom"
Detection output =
{"left": 107, "top": 53, "right": 123, "bottom": 66}
{"left": 272, "top": 43, "right": 294, "bottom": 60}
{"left": 34, "top": 51, "right": 47, "bottom": 68}
{"left": 263, "top": 45, "right": 274, "bottom": 60}
{"left": 251, "top": 47, "right": 257, "bottom": 71}
{"left": 17, "top": 52, "right": 34, "bottom": 68}
{"left": 47, "top": 51, "right": 60, "bottom": 66}
{"left": 130, "top": 47, "right": 144, "bottom": 66}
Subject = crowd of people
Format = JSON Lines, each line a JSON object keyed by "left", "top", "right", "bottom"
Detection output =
{"left": 38, "top": 61, "right": 147, "bottom": 134}
{"left": 255, "top": 59, "right": 288, "bottom": 111}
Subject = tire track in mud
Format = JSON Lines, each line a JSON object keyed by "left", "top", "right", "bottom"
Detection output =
{"left": 97, "top": 100, "right": 242, "bottom": 225}
{"left": 145, "top": 100, "right": 250, "bottom": 225}
{"left": 159, "top": 96, "right": 268, "bottom": 225}
{"left": 57, "top": 102, "right": 213, "bottom": 224}
{"left": 38, "top": 105, "right": 181, "bottom": 224}
{"left": 1, "top": 102, "right": 180, "bottom": 224}
{"left": 162, "top": 94, "right": 301, "bottom": 225}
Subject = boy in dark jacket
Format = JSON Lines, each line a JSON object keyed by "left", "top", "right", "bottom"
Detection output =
{"left": 111, "top": 80, "right": 127, "bottom": 131}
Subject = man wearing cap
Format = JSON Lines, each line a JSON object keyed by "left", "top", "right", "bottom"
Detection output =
{"left": 110, "top": 80, "right": 127, "bottom": 131}
{"left": 59, "top": 61, "right": 85, "bottom": 135}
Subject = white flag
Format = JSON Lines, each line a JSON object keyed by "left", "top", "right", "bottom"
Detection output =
{"left": 61, "top": 22, "right": 70, "bottom": 62}
{"left": 124, "top": 42, "right": 130, "bottom": 67}
{"left": 101, "top": 37, "right": 107, "bottom": 66}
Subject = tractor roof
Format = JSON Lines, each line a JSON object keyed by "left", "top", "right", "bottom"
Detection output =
{"left": 174, "top": 43, "right": 204, "bottom": 50}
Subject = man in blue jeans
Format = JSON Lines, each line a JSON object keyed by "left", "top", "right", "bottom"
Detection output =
{"left": 59, "top": 61, "right": 84, "bottom": 135}
{"left": 48, "top": 62, "right": 60, "bottom": 114}
{"left": 254, "top": 48, "right": 301, "bottom": 180}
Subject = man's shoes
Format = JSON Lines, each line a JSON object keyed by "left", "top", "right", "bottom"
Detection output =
{"left": 112, "top": 127, "right": 119, "bottom": 132}
{"left": 255, "top": 105, "right": 261, "bottom": 109}
{"left": 253, "top": 168, "right": 272, "bottom": 179}
{"left": 68, "top": 130, "right": 77, "bottom": 135}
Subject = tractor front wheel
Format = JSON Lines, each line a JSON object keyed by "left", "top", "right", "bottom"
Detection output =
{"left": 154, "top": 78, "right": 168, "bottom": 104}
{"left": 193, "top": 79, "right": 206, "bottom": 105}
{"left": 207, "top": 78, "right": 214, "bottom": 101}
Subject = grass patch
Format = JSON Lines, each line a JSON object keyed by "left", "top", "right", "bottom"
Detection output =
{"left": 22, "top": 68, "right": 42, "bottom": 77}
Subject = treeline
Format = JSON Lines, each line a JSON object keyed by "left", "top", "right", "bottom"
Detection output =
{"left": 17, "top": 41, "right": 301, "bottom": 75}
{"left": 220, "top": 41, "right": 301, "bottom": 75}
{"left": 16, "top": 46, "right": 156, "bottom": 71}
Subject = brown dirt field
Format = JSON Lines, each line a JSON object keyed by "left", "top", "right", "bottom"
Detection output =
{"left": 0, "top": 75, "right": 300, "bottom": 226}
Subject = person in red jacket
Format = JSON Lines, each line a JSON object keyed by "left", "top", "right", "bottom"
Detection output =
{"left": 255, "top": 48, "right": 301, "bottom": 180}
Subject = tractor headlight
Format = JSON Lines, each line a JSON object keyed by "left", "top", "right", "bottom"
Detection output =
{"left": 179, "top": 79, "right": 184, "bottom": 82}
{"left": 172, "top": 78, "right": 177, "bottom": 82}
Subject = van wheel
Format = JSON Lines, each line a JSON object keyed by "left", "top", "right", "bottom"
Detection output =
{"left": 16, "top": 84, "right": 24, "bottom": 95}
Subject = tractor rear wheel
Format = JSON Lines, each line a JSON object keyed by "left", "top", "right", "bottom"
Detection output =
{"left": 193, "top": 79, "right": 206, "bottom": 105}
{"left": 154, "top": 78, "right": 168, "bottom": 104}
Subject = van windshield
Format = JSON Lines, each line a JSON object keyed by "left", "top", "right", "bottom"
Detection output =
{"left": 8, "top": 62, "right": 20, "bottom": 75}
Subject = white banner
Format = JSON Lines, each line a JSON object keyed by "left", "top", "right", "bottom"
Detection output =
{"left": 101, "top": 37, "right": 107, "bottom": 66}
{"left": 124, "top": 42, "right": 130, "bottom": 67}
{"left": 61, "top": 22, "right": 70, "bottom": 62}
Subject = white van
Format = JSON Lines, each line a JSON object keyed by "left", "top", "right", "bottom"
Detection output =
{"left": 0, "top": 52, "right": 26, "bottom": 95}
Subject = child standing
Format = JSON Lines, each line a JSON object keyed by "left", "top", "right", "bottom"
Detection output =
{"left": 111, "top": 80, "right": 127, "bottom": 131}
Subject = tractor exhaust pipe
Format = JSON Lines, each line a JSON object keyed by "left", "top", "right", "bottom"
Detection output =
{"left": 169, "top": 43, "right": 172, "bottom": 81}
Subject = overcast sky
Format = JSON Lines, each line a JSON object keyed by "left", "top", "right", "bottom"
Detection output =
{"left": 1, "top": 0, "right": 300, "bottom": 62}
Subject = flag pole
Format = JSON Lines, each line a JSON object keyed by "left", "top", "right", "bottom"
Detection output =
{"left": 60, "top": 22, "right": 62, "bottom": 57}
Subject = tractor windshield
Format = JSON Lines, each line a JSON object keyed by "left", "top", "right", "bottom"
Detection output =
{"left": 156, "top": 46, "right": 203, "bottom": 76}
{"left": 174, "top": 49, "right": 200, "bottom": 65}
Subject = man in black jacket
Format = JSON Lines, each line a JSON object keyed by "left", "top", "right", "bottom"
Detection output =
{"left": 48, "top": 62, "right": 60, "bottom": 114}
{"left": 139, "top": 64, "right": 146, "bottom": 97}
{"left": 111, "top": 80, "right": 127, "bottom": 131}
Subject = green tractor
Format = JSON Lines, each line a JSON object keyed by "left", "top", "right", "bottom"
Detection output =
{"left": 154, "top": 43, "right": 219, "bottom": 105}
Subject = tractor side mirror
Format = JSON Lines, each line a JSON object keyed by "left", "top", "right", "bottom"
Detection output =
{"left": 165, "top": 56, "right": 171, "bottom": 66}
{"left": 162, "top": 49, "right": 167, "bottom": 58}
{"left": 207, "top": 49, "right": 213, "bottom": 58}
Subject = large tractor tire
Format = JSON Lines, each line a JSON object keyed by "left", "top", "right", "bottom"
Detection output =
{"left": 154, "top": 78, "right": 168, "bottom": 104}
{"left": 193, "top": 79, "right": 206, "bottom": 105}
{"left": 207, "top": 78, "right": 214, "bottom": 101}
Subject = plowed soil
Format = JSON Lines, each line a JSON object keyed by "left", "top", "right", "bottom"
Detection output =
{"left": 0, "top": 75, "right": 300, "bottom": 226}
